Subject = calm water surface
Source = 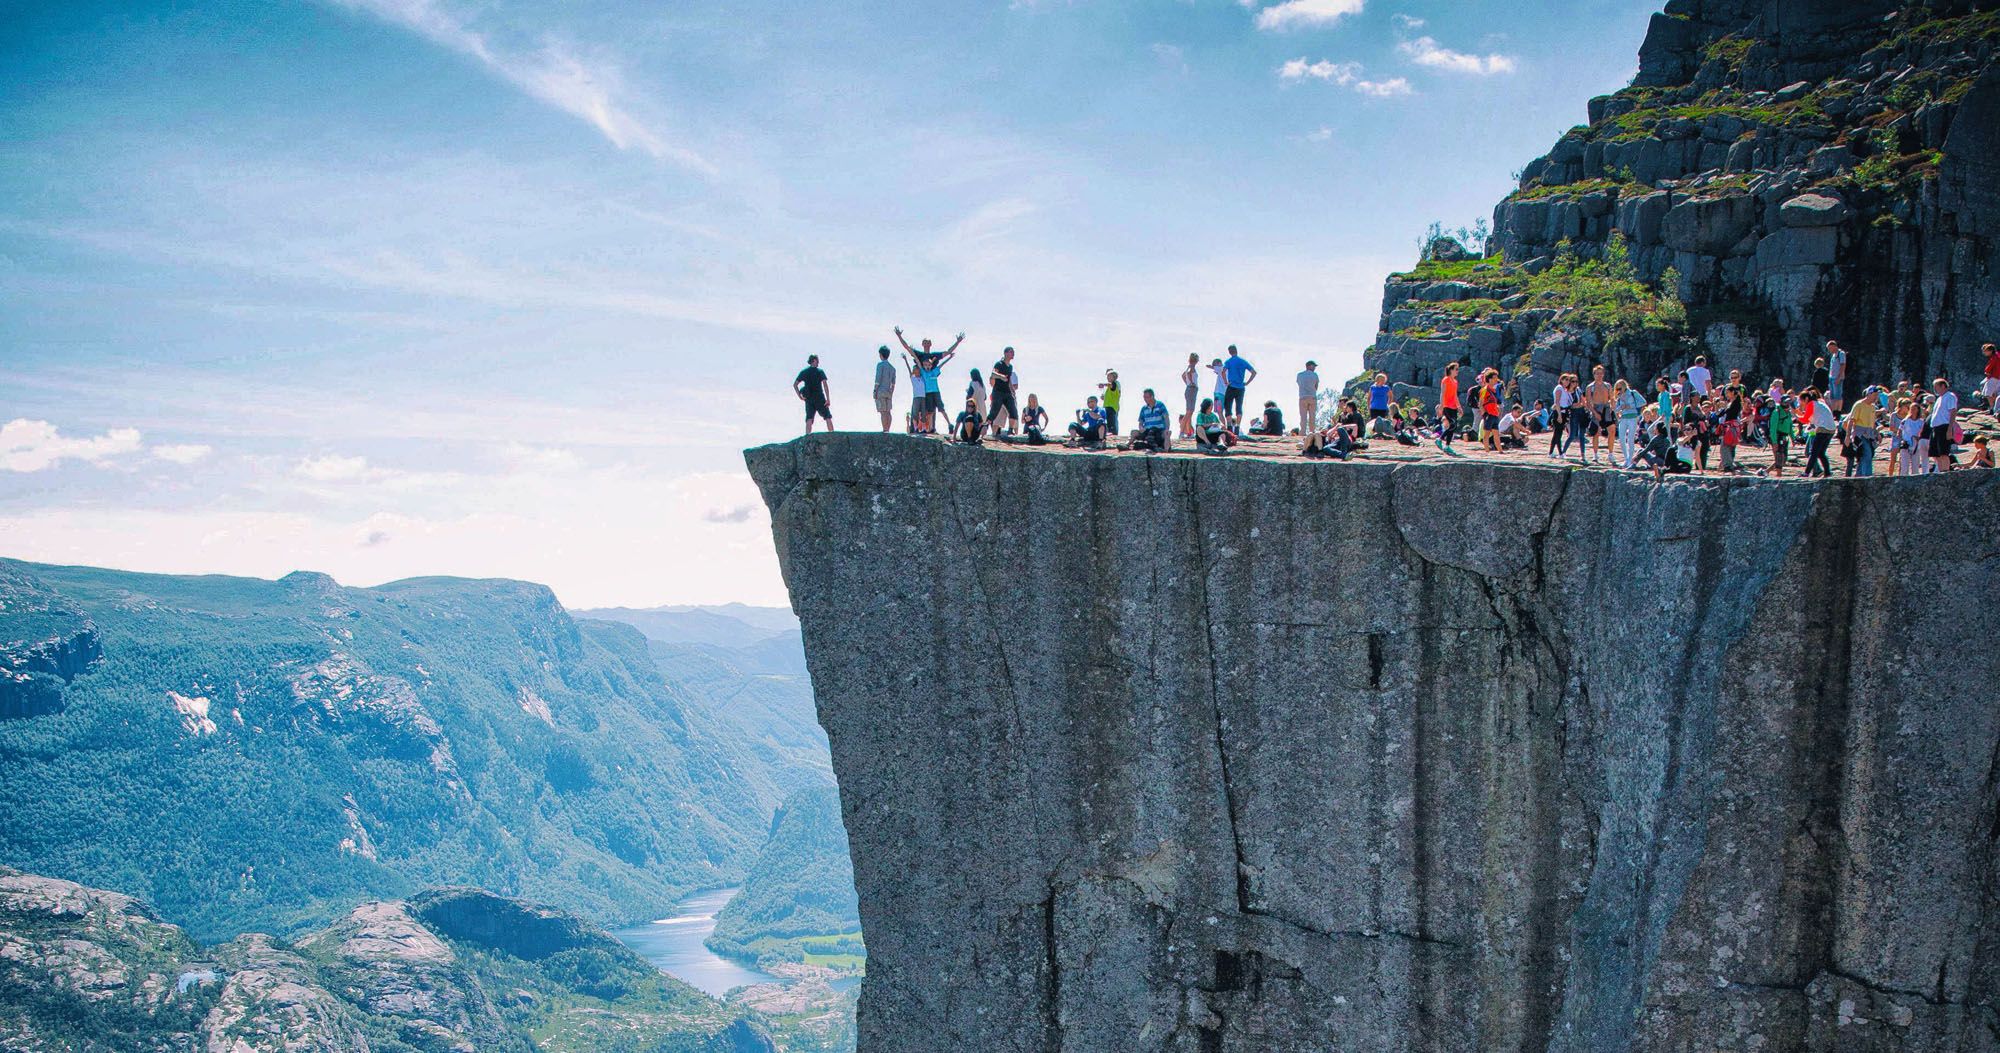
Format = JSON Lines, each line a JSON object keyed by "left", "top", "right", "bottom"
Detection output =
{"left": 612, "top": 887, "right": 779, "bottom": 997}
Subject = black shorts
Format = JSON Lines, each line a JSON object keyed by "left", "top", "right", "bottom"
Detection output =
{"left": 988, "top": 385, "right": 1018, "bottom": 420}
{"left": 925, "top": 392, "right": 945, "bottom": 415}
{"left": 1370, "top": 407, "right": 1388, "bottom": 419}
{"left": 805, "top": 400, "right": 831, "bottom": 422}
{"left": 1484, "top": 412, "right": 1500, "bottom": 430}
{"left": 1929, "top": 425, "right": 1955, "bottom": 457}
{"left": 1223, "top": 387, "right": 1246, "bottom": 417}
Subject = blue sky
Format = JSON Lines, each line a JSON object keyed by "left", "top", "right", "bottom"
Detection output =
{"left": 0, "top": 0, "right": 1655, "bottom": 606}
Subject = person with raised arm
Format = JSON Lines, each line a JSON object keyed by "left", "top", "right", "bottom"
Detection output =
{"left": 894, "top": 326, "right": 963, "bottom": 374}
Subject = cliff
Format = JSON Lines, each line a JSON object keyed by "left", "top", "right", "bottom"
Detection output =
{"left": 1366, "top": 0, "right": 1999, "bottom": 402}
{"left": 749, "top": 434, "right": 2000, "bottom": 1052}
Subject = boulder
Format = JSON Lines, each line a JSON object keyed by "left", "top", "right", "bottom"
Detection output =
{"left": 1660, "top": 193, "right": 1759, "bottom": 255}
{"left": 1779, "top": 193, "right": 1851, "bottom": 227}
{"left": 1754, "top": 225, "right": 1840, "bottom": 270}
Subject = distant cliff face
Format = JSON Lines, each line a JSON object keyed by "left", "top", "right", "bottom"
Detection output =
{"left": 1367, "top": 0, "right": 1998, "bottom": 402}
{"left": 750, "top": 434, "right": 2000, "bottom": 1053}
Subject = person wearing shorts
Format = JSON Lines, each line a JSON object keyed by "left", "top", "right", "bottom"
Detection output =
{"left": 1221, "top": 345, "right": 1256, "bottom": 424}
{"left": 1981, "top": 343, "right": 2000, "bottom": 408}
{"left": 1826, "top": 340, "right": 1847, "bottom": 411}
{"left": 1367, "top": 373, "right": 1391, "bottom": 421}
{"left": 1586, "top": 364, "right": 1616, "bottom": 463}
{"left": 794, "top": 354, "right": 832, "bottom": 434}
{"left": 1928, "top": 377, "right": 1959, "bottom": 471}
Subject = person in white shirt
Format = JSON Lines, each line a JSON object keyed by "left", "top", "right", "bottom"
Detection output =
{"left": 1929, "top": 377, "right": 1959, "bottom": 472}
{"left": 1296, "top": 361, "right": 1320, "bottom": 437}
{"left": 1686, "top": 355, "right": 1713, "bottom": 397}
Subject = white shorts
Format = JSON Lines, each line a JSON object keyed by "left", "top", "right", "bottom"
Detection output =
{"left": 1981, "top": 377, "right": 2000, "bottom": 399}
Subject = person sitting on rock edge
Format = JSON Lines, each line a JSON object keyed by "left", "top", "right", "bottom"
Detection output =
{"left": 953, "top": 398, "right": 985, "bottom": 445}
{"left": 1135, "top": 389, "right": 1170, "bottom": 452}
{"left": 1068, "top": 396, "right": 1108, "bottom": 447}
{"left": 1194, "top": 398, "right": 1233, "bottom": 453}
{"left": 1020, "top": 394, "right": 1049, "bottom": 445}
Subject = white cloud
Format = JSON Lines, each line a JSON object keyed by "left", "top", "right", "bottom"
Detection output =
{"left": 151, "top": 444, "right": 213, "bottom": 465}
{"left": 1151, "top": 43, "right": 1188, "bottom": 73}
{"left": 329, "top": 0, "right": 715, "bottom": 175}
{"left": 296, "top": 454, "right": 376, "bottom": 482}
{"left": 1278, "top": 59, "right": 1410, "bottom": 97}
{"left": 1304, "top": 126, "right": 1334, "bottom": 142}
{"left": 1279, "top": 58, "right": 1361, "bottom": 83}
{"left": 1356, "top": 76, "right": 1414, "bottom": 96}
{"left": 1398, "top": 36, "right": 1518, "bottom": 75}
{"left": 1254, "top": 0, "right": 1366, "bottom": 31}
{"left": 1, "top": 419, "right": 144, "bottom": 472}
{"left": 1391, "top": 13, "right": 1425, "bottom": 30}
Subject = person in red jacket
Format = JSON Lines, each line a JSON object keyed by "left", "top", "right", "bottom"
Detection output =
{"left": 1981, "top": 342, "right": 2000, "bottom": 409}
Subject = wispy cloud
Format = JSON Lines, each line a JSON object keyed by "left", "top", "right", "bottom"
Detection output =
{"left": 1254, "top": 0, "right": 1366, "bottom": 31}
{"left": 1151, "top": 43, "right": 1189, "bottom": 74}
{"left": 151, "top": 444, "right": 214, "bottom": 465}
{"left": 1278, "top": 59, "right": 1413, "bottom": 97}
{"left": 1391, "top": 13, "right": 1425, "bottom": 30}
{"left": 2, "top": 419, "right": 143, "bottom": 472}
{"left": 1398, "top": 36, "right": 1518, "bottom": 75}
{"left": 328, "top": 0, "right": 716, "bottom": 175}
{"left": 1303, "top": 125, "right": 1334, "bottom": 142}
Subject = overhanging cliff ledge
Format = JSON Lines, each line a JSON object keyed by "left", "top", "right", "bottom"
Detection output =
{"left": 749, "top": 433, "right": 2000, "bottom": 1052}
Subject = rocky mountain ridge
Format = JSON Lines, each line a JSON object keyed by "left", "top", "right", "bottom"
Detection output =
{"left": 0, "top": 865, "right": 776, "bottom": 1052}
{"left": 1365, "top": 0, "right": 1998, "bottom": 403}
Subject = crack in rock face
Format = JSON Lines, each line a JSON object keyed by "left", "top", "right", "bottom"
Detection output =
{"left": 749, "top": 434, "right": 2000, "bottom": 1053}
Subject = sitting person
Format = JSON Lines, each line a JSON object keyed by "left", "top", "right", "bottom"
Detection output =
{"left": 1193, "top": 398, "right": 1234, "bottom": 452}
{"left": 1247, "top": 401, "right": 1285, "bottom": 436}
{"left": 1067, "top": 396, "right": 1107, "bottom": 446}
{"left": 1020, "top": 394, "right": 1049, "bottom": 445}
{"left": 1389, "top": 404, "right": 1421, "bottom": 445}
{"left": 952, "top": 398, "right": 985, "bottom": 445}
{"left": 1496, "top": 404, "right": 1529, "bottom": 448}
{"left": 1134, "top": 389, "right": 1170, "bottom": 452}
{"left": 1335, "top": 400, "right": 1367, "bottom": 448}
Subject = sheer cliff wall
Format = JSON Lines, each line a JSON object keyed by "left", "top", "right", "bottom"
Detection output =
{"left": 748, "top": 434, "right": 2000, "bottom": 1053}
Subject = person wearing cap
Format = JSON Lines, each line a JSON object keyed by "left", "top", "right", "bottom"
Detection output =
{"left": 873, "top": 345, "right": 898, "bottom": 433}
{"left": 1296, "top": 360, "right": 1320, "bottom": 437}
{"left": 988, "top": 346, "right": 1019, "bottom": 436}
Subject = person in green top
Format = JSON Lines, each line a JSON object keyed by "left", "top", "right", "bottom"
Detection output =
{"left": 1098, "top": 369, "right": 1123, "bottom": 436}
{"left": 1768, "top": 398, "right": 1795, "bottom": 477}
{"left": 1194, "top": 397, "right": 1232, "bottom": 452}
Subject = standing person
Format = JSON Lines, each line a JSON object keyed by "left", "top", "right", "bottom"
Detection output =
{"left": 966, "top": 368, "right": 988, "bottom": 422}
{"left": 1548, "top": 373, "right": 1573, "bottom": 458}
{"left": 1135, "top": 389, "right": 1170, "bottom": 452}
{"left": 1614, "top": 379, "right": 1644, "bottom": 468}
{"left": 988, "top": 347, "right": 1019, "bottom": 435}
{"left": 1803, "top": 388, "right": 1835, "bottom": 477}
{"left": 902, "top": 350, "right": 927, "bottom": 432}
{"left": 1586, "top": 364, "right": 1616, "bottom": 464}
{"left": 872, "top": 346, "right": 898, "bottom": 433}
{"left": 1436, "top": 361, "right": 1462, "bottom": 452}
{"left": 1566, "top": 374, "right": 1593, "bottom": 462}
{"left": 1222, "top": 346, "right": 1257, "bottom": 424}
{"left": 1209, "top": 357, "right": 1229, "bottom": 420}
{"left": 1687, "top": 355, "right": 1713, "bottom": 397}
{"left": 1180, "top": 353, "right": 1202, "bottom": 438}
{"left": 894, "top": 327, "right": 962, "bottom": 371}
{"left": 1928, "top": 376, "right": 1960, "bottom": 473}
{"left": 1367, "top": 372, "right": 1392, "bottom": 426}
{"left": 1297, "top": 360, "right": 1321, "bottom": 437}
{"left": 1982, "top": 343, "right": 2000, "bottom": 410}
{"left": 1768, "top": 395, "right": 1795, "bottom": 476}
{"left": 1098, "top": 370, "right": 1123, "bottom": 436}
{"left": 1480, "top": 370, "right": 1503, "bottom": 453}
{"left": 1845, "top": 390, "right": 1878, "bottom": 477}
{"left": 919, "top": 354, "right": 947, "bottom": 433}
{"left": 1810, "top": 355, "right": 1830, "bottom": 396}
{"left": 1894, "top": 398, "right": 1924, "bottom": 475}
{"left": 794, "top": 354, "right": 832, "bottom": 434}
{"left": 1826, "top": 340, "right": 1848, "bottom": 412}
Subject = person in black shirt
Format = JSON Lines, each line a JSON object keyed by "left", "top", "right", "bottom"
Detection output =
{"left": 794, "top": 355, "right": 832, "bottom": 434}
{"left": 988, "top": 347, "right": 1019, "bottom": 435}
{"left": 1020, "top": 394, "right": 1049, "bottom": 445}
{"left": 953, "top": 398, "right": 985, "bottom": 445}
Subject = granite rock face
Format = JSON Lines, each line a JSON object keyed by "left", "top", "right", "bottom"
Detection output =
{"left": 750, "top": 434, "right": 2000, "bottom": 1052}
{"left": 1366, "top": 0, "right": 1999, "bottom": 404}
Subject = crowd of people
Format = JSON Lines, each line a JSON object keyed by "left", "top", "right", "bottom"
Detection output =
{"left": 791, "top": 332, "right": 2000, "bottom": 479}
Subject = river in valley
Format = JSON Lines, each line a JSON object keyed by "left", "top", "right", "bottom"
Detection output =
{"left": 611, "top": 887, "right": 779, "bottom": 997}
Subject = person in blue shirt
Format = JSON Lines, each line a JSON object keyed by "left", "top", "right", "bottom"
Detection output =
{"left": 1221, "top": 346, "right": 1257, "bottom": 424}
{"left": 1067, "top": 396, "right": 1108, "bottom": 446}
{"left": 1135, "top": 389, "right": 1170, "bottom": 452}
{"left": 1368, "top": 372, "right": 1392, "bottom": 420}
